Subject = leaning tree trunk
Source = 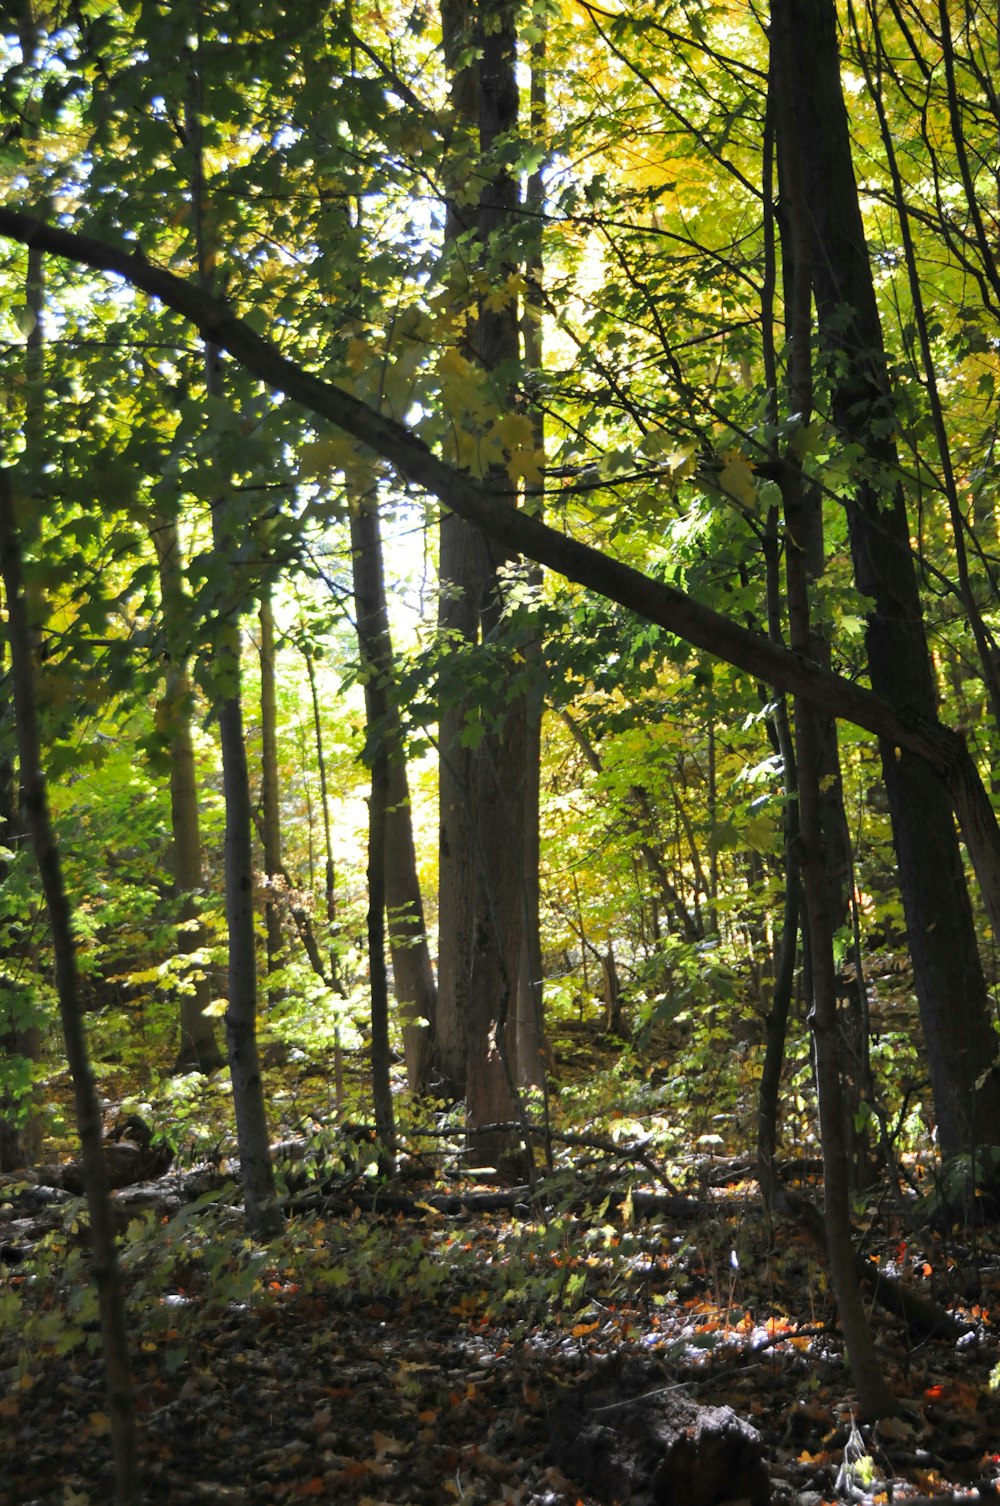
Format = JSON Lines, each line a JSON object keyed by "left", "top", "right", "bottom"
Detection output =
{"left": 769, "top": 0, "right": 1000, "bottom": 1158}
{"left": 0, "top": 470, "right": 141, "bottom": 1502}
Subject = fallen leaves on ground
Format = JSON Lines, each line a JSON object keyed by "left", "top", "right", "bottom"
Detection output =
{"left": 3, "top": 1185, "right": 1000, "bottom": 1506}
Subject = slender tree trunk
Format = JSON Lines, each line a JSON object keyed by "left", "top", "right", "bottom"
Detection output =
{"left": 0, "top": 470, "right": 141, "bottom": 1502}
{"left": 212, "top": 565, "right": 280, "bottom": 1231}
{"left": 150, "top": 515, "right": 224, "bottom": 1073}
{"left": 259, "top": 588, "right": 285, "bottom": 1004}
{"left": 187, "top": 41, "right": 279, "bottom": 1235}
{"left": 795, "top": 685, "right": 896, "bottom": 1417}
{"left": 0, "top": 66, "right": 46, "bottom": 1158}
{"left": 366, "top": 726, "right": 396, "bottom": 1157}
{"left": 302, "top": 643, "right": 346, "bottom": 1109}
{"left": 0, "top": 643, "right": 41, "bottom": 1170}
{"left": 349, "top": 478, "right": 435, "bottom": 1093}
{"left": 302, "top": 644, "right": 345, "bottom": 995}
{"left": 513, "top": 14, "right": 549, "bottom": 1092}
{"left": 770, "top": 0, "right": 1000, "bottom": 1158}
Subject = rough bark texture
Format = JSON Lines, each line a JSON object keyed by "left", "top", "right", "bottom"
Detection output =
{"left": 769, "top": 0, "right": 1000, "bottom": 1157}
{"left": 548, "top": 1359, "right": 770, "bottom": 1506}
{"left": 435, "top": 0, "right": 540, "bottom": 1141}
{"left": 216, "top": 658, "right": 280, "bottom": 1236}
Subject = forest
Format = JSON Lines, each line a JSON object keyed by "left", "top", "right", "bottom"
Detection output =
{"left": 3, "top": 0, "right": 1000, "bottom": 1501}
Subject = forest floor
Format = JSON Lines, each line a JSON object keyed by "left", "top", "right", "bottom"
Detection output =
{"left": 3, "top": 1152, "right": 1000, "bottom": 1506}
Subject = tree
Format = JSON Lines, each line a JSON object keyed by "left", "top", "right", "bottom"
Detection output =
{"left": 0, "top": 469, "right": 140, "bottom": 1504}
{"left": 258, "top": 585, "right": 286, "bottom": 1006}
{"left": 435, "top": 0, "right": 542, "bottom": 1163}
{"left": 149, "top": 511, "right": 225, "bottom": 1073}
{"left": 8, "top": 0, "right": 1000, "bottom": 1227}
{"left": 349, "top": 474, "right": 435, "bottom": 1094}
{"left": 6, "top": 201, "right": 1000, "bottom": 947}
{"left": 769, "top": 0, "right": 1000, "bottom": 1159}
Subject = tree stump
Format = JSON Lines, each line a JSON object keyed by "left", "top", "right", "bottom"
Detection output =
{"left": 548, "top": 1360, "right": 770, "bottom": 1506}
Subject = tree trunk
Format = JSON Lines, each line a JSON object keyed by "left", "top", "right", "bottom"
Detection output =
{"left": 349, "top": 478, "right": 435, "bottom": 1093}
{"left": 0, "top": 91, "right": 46, "bottom": 1161}
{"left": 435, "top": 0, "right": 481, "bottom": 1099}
{"left": 0, "top": 470, "right": 141, "bottom": 1502}
{"left": 150, "top": 514, "right": 225, "bottom": 1074}
{"left": 186, "top": 39, "right": 279, "bottom": 1232}
{"left": 436, "top": 0, "right": 540, "bottom": 1145}
{"left": 366, "top": 724, "right": 396, "bottom": 1159}
{"left": 795, "top": 689, "right": 896, "bottom": 1417}
{"left": 512, "top": 22, "right": 549, "bottom": 1093}
{"left": 769, "top": 0, "right": 1000, "bottom": 1158}
{"left": 259, "top": 587, "right": 285, "bottom": 1005}
{"left": 0, "top": 636, "right": 42, "bottom": 1170}
{"left": 302, "top": 644, "right": 345, "bottom": 996}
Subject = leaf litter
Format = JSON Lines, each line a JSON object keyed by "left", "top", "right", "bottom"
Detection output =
{"left": 4, "top": 1165, "right": 1000, "bottom": 1506}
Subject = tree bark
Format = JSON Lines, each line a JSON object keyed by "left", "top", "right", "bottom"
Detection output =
{"left": 435, "top": 0, "right": 540, "bottom": 1149}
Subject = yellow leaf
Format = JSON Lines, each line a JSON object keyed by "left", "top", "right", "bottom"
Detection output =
{"left": 717, "top": 452, "right": 756, "bottom": 509}
{"left": 88, "top": 1411, "right": 110, "bottom": 1434}
{"left": 438, "top": 346, "right": 474, "bottom": 383}
{"left": 299, "top": 436, "right": 360, "bottom": 479}
{"left": 665, "top": 444, "right": 698, "bottom": 483}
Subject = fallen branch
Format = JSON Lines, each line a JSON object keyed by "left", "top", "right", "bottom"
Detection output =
{"left": 780, "top": 1189, "right": 968, "bottom": 1342}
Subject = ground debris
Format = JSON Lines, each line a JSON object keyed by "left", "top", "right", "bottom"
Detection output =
{"left": 548, "top": 1356, "right": 770, "bottom": 1506}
